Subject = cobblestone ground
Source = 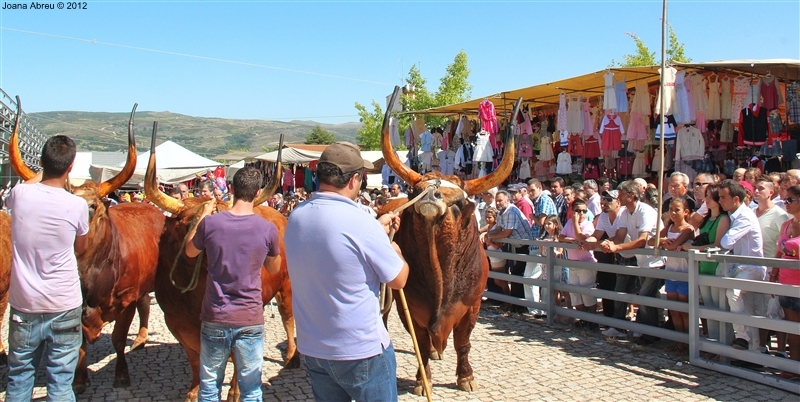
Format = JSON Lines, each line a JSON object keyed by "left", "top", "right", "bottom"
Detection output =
{"left": 0, "top": 297, "right": 795, "bottom": 401}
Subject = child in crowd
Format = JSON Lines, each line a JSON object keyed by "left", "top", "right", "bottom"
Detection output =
{"left": 540, "top": 215, "right": 570, "bottom": 323}
{"left": 482, "top": 208, "right": 507, "bottom": 272}
{"left": 650, "top": 197, "right": 695, "bottom": 347}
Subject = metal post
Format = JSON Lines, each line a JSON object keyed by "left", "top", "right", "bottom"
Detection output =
{"left": 546, "top": 243, "right": 555, "bottom": 326}
{"left": 654, "top": 0, "right": 668, "bottom": 250}
{"left": 688, "top": 250, "right": 699, "bottom": 361}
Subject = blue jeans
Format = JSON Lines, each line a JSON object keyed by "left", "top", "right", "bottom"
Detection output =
{"left": 301, "top": 343, "right": 397, "bottom": 402}
{"left": 199, "top": 321, "right": 264, "bottom": 402}
{"left": 6, "top": 305, "right": 82, "bottom": 402}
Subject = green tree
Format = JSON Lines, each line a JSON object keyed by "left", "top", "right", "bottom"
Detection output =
{"left": 353, "top": 50, "right": 473, "bottom": 150}
{"left": 354, "top": 100, "right": 384, "bottom": 150}
{"left": 616, "top": 26, "right": 690, "bottom": 67}
{"left": 304, "top": 124, "right": 336, "bottom": 145}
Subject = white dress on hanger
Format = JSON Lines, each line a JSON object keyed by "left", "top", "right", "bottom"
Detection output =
{"left": 556, "top": 151, "right": 572, "bottom": 175}
{"left": 518, "top": 159, "right": 531, "bottom": 180}
{"left": 603, "top": 71, "right": 618, "bottom": 110}
{"left": 539, "top": 136, "right": 554, "bottom": 161}
{"left": 473, "top": 131, "right": 494, "bottom": 162}
{"left": 655, "top": 66, "right": 678, "bottom": 116}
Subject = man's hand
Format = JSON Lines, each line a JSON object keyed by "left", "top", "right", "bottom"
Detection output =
{"left": 200, "top": 201, "right": 215, "bottom": 217}
{"left": 599, "top": 239, "right": 617, "bottom": 254}
{"left": 379, "top": 212, "right": 401, "bottom": 235}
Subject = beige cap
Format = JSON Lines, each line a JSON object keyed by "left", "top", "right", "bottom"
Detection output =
{"left": 319, "top": 142, "right": 373, "bottom": 172}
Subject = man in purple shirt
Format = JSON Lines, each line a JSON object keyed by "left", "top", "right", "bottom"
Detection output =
{"left": 185, "top": 166, "right": 282, "bottom": 402}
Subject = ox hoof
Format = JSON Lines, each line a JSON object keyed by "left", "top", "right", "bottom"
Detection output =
{"left": 412, "top": 383, "right": 426, "bottom": 396}
{"left": 429, "top": 350, "right": 442, "bottom": 360}
{"left": 113, "top": 376, "right": 131, "bottom": 388}
{"left": 457, "top": 376, "right": 478, "bottom": 392}
{"left": 73, "top": 383, "right": 87, "bottom": 395}
{"left": 0, "top": 351, "right": 7, "bottom": 366}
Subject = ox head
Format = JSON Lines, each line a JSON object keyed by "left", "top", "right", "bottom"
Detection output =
{"left": 10, "top": 99, "right": 139, "bottom": 220}
{"left": 144, "top": 123, "right": 283, "bottom": 218}
{"left": 381, "top": 87, "right": 521, "bottom": 222}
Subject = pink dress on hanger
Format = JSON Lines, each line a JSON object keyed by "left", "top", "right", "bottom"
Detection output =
{"left": 731, "top": 76, "right": 749, "bottom": 123}
{"left": 478, "top": 100, "right": 499, "bottom": 149}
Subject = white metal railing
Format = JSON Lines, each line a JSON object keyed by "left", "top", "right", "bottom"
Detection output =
{"left": 486, "top": 238, "right": 800, "bottom": 394}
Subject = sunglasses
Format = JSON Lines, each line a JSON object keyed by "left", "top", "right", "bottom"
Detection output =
{"left": 785, "top": 197, "right": 800, "bottom": 205}
{"left": 574, "top": 209, "right": 588, "bottom": 214}
{"left": 602, "top": 197, "right": 616, "bottom": 203}
{"left": 693, "top": 182, "right": 712, "bottom": 187}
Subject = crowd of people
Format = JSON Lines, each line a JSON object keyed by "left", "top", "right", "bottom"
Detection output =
{"left": 474, "top": 171, "right": 800, "bottom": 380}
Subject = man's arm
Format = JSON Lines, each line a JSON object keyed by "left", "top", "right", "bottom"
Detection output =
{"left": 74, "top": 234, "right": 88, "bottom": 255}
{"left": 719, "top": 214, "right": 746, "bottom": 250}
{"left": 185, "top": 202, "right": 214, "bottom": 258}
{"left": 386, "top": 242, "right": 410, "bottom": 289}
{"left": 489, "top": 228, "right": 514, "bottom": 240}
{"left": 263, "top": 255, "right": 282, "bottom": 275}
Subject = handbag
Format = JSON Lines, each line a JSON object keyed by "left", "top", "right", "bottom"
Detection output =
{"left": 767, "top": 296, "right": 785, "bottom": 319}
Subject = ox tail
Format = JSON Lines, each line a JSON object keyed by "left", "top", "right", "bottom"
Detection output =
{"left": 427, "top": 224, "right": 445, "bottom": 350}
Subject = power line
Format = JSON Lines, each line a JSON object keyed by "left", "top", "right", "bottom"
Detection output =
{"left": 2, "top": 27, "right": 394, "bottom": 86}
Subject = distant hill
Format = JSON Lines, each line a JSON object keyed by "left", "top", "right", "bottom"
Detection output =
{"left": 27, "top": 111, "right": 361, "bottom": 158}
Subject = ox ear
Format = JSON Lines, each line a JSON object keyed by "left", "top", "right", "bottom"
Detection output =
{"left": 9, "top": 96, "right": 37, "bottom": 181}
{"left": 97, "top": 103, "right": 138, "bottom": 197}
{"left": 463, "top": 97, "right": 523, "bottom": 195}
{"left": 144, "top": 121, "right": 184, "bottom": 215}
{"left": 382, "top": 86, "right": 421, "bottom": 187}
{"left": 253, "top": 133, "right": 284, "bottom": 206}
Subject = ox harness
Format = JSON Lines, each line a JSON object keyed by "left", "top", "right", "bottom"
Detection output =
{"left": 170, "top": 200, "right": 217, "bottom": 293}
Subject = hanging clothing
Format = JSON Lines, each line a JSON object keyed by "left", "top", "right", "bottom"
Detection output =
{"left": 684, "top": 74, "right": 697, "bottom": 122}
{"left": 581, "top": 100, "right": 594, "bottom": 138}
{"left": 519, "top": 133, "right": 533, "bottom": 158}
{"left": 655, "top": 66, "right": 678, "bottom": 115}
{"left": 674, "top": 71, "right": 692, "bottom": 124}
{"left": 706, "top": 77, "right": 722, "bottom": 120}
{"left": 760, "top": 76, "right": 783, "bottom": 110}
{"left": 731, "top": 76, "right": 750, "bottom": 123}
{"left": 738, "top": 104, "right": 769, "bottom": 146}
{"left": 632, "top": 152, "right": 646, "bottom": 177}
{"left": 615, "top": 76, "right": 628, "bottom": 113}
{"left": 567, "top": 96, "right": 583, "bottom": 134}
{"left": 600, "top": 114, "right": 624, "bottom": 155}
{"left": 675, "top": 125, "right": 705, "bottom": 162}
{"left": 787, "top": 81, "right": 800, "bottom": 124}
{"left": 630, "top": 81, "right": 651, "bottom": 115}
{"left": 557, "top": 93, "right": 568, "bottom": 132}
{"left": 720, "top": 76, "right": 733, "bottom": 120}
{"left": 654, "top": 114, "right": 678, "bottom": 140}
{"left": 518, "top": 159, "right": 531, "bottom": 180}
{"left": 584, "top": 134, "right": 601, "bottom": 159}
{"left": 389, "top": 116, "right": 401, "bottom": 146}
{"left": 748, "top": 78, "right": 762, "bottom": 107}
{"left": 478, "top": 100, "right": 499, "bottom": 136}
{"left": 438, "top": 149, "right": 456, "bottom": 175}
{"left": 603, "top": 71, "right": 618, "bottom": 110}
{"left": 420, "top": 130, "right": 432, "bottom": 152}
{"left": 519, "top": 108, "right": 534, "bottom": 135}
{"left": 556, "top": 151, "right": 572, "bottom": 175}
{"left": 534, "top": 160, "right": 548, "bottom": 178}
{"left": 473, "top": 131, "right": 493, "bottom": 162}
{"left": 539, "top": 136, "right": 554, "bottom": 161}
{"left": 719, "top": 119, "right": 734, "bottom": 143}
{"left": 691, "top": 74, "right": 709, "bottom": 113}
{"left": 568, "top": 134, "right": 584, "bottom": 157}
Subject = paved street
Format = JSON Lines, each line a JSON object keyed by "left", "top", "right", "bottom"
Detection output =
{"left": 0, "top": 298, "right": 794, "bottom": 401}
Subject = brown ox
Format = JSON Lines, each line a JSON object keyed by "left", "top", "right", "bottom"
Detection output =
{"left": 9, "top": 101, "right": 164, "bottom": 393}
{"left": 380, "top": 87, "right": 519, "bottom": 395}
{"left": 144, "top": 126, "right": 299, "bottom": 402}
{"left": 0, "top": 212, "right": 10, "bottom": 364}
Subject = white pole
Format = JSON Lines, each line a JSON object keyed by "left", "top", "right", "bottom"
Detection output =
{"left": 655, "top": 0, "right": 668, "bottom": 251}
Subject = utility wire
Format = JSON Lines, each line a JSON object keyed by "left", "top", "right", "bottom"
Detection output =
{"left": 1, "top": 27, "right": 394, "bottom": 86}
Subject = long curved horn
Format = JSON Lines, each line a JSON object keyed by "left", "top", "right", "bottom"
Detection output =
{"left": 9, "top": 96, "right": 36, "bottom": 180}
{"left": 382, "top": 86, "right": 421, "bottom": 186}
{"left": 97, "top": 103, "right": 138, "bottom": 197}
{"left": 253, "top": 133, "right": 284, "bottom": 206}
{"left": 463, "top": 97, "right": 523, "bottom": 196}
{"left": 144, "top": 121, "right": 184, "bottom": 214}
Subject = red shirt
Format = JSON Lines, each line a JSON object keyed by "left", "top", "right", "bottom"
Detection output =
{"left": 515, "top": 197, "right": 534, "bottom": 224}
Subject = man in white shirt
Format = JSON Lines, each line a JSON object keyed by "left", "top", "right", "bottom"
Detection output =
{"left": 718, "top": 180, "right": 766, "bottom": 351}
{"left": 600, "top": 180, "right": 662, "bottom": 341}
{"left": 583, "top": 179, "right": 602, "bottom": 217}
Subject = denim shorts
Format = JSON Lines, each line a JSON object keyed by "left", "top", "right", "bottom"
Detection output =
{"left": 779, "top": 295, "right": 800, "bottom": 313}
{"left": 665, "top": 280, "right": 689, "bottom": 296}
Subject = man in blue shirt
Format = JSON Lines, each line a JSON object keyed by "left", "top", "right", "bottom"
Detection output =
{"left": 285, "top": 142, "right": 410, "bottom": 401}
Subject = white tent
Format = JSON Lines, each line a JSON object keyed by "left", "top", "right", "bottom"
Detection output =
{"left": 90, "top": 141, "right": 221, "bottom": 185}
{"left": 68, "top": 152, "right": 93, "bottom": 186}
{"left": 254, "top": 147, "right": 322, "bottom": 163}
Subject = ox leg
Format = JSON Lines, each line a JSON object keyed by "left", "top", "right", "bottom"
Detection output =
{"left": 163, "top": 315, "right": 202, "bottom": 402}
{"left": 72, "top": 340, "right": 90, "bottom": 394}
{"left": 275, "top": 292, "right": 300, "bottom": 368}
{"left": 130, "top": 293, "right": 152, "bottom": 352}
{"left": 452, "top": 304, "right": 480, "bottom": 392}
{"left": 111, "top": 302, "right": 138, "bottom": 388}
{"left": 410, "top": 321, "right": 433, "bottom": 397}
{"left": 0, "top": 291, "right": 8, "bottom": 365}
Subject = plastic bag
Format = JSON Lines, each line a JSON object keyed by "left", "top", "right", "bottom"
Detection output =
{"left": 767, "top": 296, "right": 785, "bottom": 320}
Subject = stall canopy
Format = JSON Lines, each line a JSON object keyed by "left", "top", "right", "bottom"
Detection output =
{"left": 409, "top": 59, "right": 800, "bottom": 117}
{"left": 90, "top": 140, "right": 220, "bottom": 185}
{"left": 255, "top": 146, "right": 322, "bottom": 163}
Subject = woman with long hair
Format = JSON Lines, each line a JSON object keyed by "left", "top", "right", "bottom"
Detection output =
{"left": 773, "top": 184, "right": 800, "bottom": 379}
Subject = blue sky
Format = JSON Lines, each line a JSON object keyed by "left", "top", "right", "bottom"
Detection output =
{"left": 1, "top": 0, "right": 798, "bottom": 125}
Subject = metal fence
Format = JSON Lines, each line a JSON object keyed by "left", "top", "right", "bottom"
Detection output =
{"left": 486, "top": 238, "right": 800, "bottom": 394}
{"left": 0, "top": 88, "right": 46, "bottom": 185}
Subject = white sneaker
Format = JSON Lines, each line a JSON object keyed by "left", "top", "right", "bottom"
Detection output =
{"left": 602, "top": 328, "right": 626, "bottom": 338}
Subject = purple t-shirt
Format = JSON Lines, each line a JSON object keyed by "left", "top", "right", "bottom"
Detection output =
{"left": 562, "top": 219, "right": 597, "bottom": 262}
{"left": 192, "top": 211, "right": 279, "bottom": 326}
